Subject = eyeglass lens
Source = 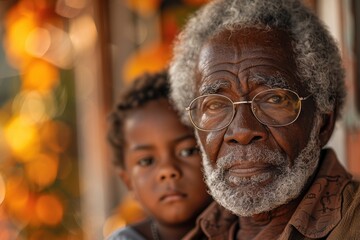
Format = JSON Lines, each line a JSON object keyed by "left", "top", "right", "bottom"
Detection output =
{"left": 189, "top": 89, "right": 302, "bottom": 131}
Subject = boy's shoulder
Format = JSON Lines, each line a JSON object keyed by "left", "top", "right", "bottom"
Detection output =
{"left": 106, "top": 225, "right": 146, "bottom": 240}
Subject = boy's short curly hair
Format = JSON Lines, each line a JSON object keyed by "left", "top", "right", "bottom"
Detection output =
{"left": 107, "top": 70, "right": 170, "bottom": 168}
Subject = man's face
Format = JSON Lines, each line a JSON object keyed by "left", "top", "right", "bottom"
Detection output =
{"left": 195, "top": 27, "right": 321, "bottom": 216}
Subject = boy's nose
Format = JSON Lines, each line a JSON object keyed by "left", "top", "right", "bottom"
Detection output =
{"left": 157, "top": 162, "right": 181, "bottom": 181}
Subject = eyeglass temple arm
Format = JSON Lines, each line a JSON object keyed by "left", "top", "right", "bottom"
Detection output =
{"left": 300, "top": 94, "right": 312, "bottom": 101}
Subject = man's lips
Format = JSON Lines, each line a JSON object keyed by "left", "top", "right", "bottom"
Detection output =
{"left": 160, "top": 191, "right": 187, "bottom": 203}
{"left": 227, "top": 162, "right": 274, "bottom": 178}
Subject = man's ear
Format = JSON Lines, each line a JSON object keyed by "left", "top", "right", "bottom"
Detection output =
{"left": 118, "top": 169, "right": 132, "bottom": 191}
{"left": 318, "top": 111, "right": 336, "bottom": 147}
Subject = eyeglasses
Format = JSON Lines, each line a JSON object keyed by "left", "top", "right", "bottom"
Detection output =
{"left": 186, "top": 88, "right": 312, "bottom": 132}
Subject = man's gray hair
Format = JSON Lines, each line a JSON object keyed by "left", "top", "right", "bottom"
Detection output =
{"left": 169, "top": 0, "right": 346, "bottom": 125}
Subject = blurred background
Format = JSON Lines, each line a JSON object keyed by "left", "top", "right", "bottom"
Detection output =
{"left": 0, "top": 0, "right": 359, "bottom": 239}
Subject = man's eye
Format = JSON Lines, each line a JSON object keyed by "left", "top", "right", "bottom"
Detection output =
{"left": 263, "top": 94, "right": 289, "bottom": 105}
{"left": 207, "top": 101, "right": 224, "bottom": 110}
{"left": 204, "top": 99, "right": 228, "bottom": 110}
{"left": 179, "top": 146, "right": 200, "bottom": 158}
{"left": 266, "top": 95, "right": 283, "bottom": 104}
{"left": 137, "top": 157, "right": 154, "bottom": 166}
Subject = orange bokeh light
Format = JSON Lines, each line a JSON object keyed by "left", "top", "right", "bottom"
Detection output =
{"left": 35, "top": 194, "right": 64, "bottom": 226}
{"left": 22, "top": 59, "right": 59, "bottom": 92}
{"left": 4, "top": 176, "right": 31, "bottom": 223}
{"left": 123, "top": 42, "right": 171, "bottom": 83}
{"left": 103, "top": 194, "right": 146, "bottom": 238}
{"left": 103, "top": 214, "right": 126, "bottom": 239}
{"left": 118, "top": 195, "right": 146, "bottom": 224}
{"left": 18, "top": 0, "right": 50, "bottom": 13}
{"left": 4, "top": 116, "right": 40, "bottom": 160}
{"left": 25, "top": 152, "right": 59, "bottom": 188}
{"left": 125, "top": 0, "right": 161, "bottom": 15}
{"left": 4, "top": 10, "right": 36, "bottom": 69}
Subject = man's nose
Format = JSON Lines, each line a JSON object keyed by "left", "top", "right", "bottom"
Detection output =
{"left": 224, "top": 104, "right": 268, "bottom": 145}
{"left": 157, "top": 159, "right": 181, "bottom": 181}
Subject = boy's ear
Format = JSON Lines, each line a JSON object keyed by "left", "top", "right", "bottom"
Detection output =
{"left": 118, "top": 169, "right": 133, "bottom": 191}
{"left": 318, "top": 111, "right": 336, "bottom": 147}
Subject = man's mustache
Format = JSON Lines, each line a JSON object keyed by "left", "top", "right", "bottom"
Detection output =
{"left": 215, "top": 145, "right": 287, "bottom": 169}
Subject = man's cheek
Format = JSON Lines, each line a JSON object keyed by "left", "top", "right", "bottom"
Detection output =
{"left": 197, "top": 130, "right": 224, "bottom": 165}
{"left": 268, "top": 128, "right": 306, "bottom": 166}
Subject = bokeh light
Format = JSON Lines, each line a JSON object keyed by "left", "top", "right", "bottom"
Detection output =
{"left": 3, "top": 11, "right": 35, "bottom": 69}
{"left": 1, "top": 0, "right": 81, "bottom": 236}
{"left": 22, "top": 59, "right": 60, "bottom": 92}
{"left": 4, "top": 175, "right": 30, "bottom": 225}
{"left": 125, "top": 0, "right": 161, "bottom": 16}
{"left": 123, "top": 42, "right": 171, "bottom": 83}
{"left": 36, "top": 23, "right": 74, "bottom": 69}
{"left": 69, "top": 14, "right": 97, "bottom": 56}
{"left": 25, "top": 152, "right": 59, "bottom": 188}
{"left": 35, "top": 193, "right": 64, "bottom": 226}
{"left": 25, "top": 27, "right": 51, "bottom": 57}
{"left": 4, "top": 116, "right": 39, "bottom": 160}
{"left": 103, "top": 195, "right": 146, "bottom": 238}
{"left": 12, "top": 91, "right": 55, "bottom": 123}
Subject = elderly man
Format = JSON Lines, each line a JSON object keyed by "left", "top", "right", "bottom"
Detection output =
{"left": 169, "top": 0, "right": 360, "bottom": 239}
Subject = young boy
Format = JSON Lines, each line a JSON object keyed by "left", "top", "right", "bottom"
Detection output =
{"left": 106, "top": 70, "right": 212, "bottom": 240}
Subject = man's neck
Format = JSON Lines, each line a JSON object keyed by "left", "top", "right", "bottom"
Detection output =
{"left": 236, "top": 197, "right": 301, "bottom": 240}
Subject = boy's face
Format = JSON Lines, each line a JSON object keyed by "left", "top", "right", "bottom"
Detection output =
{"left": 120, "top": 98, "right": 211, "bottom": 225}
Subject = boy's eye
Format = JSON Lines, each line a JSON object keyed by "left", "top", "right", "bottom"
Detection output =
{"left": 178, "top": 146, "right": 200, "bottom": 158}
{"left": 137, "top": 157, "right": 154, "bottom": 167}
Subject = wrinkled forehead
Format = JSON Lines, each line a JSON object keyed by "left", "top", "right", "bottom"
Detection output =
{"left": 201, "top": 27, "right": 295, "bottom": 58}
{"left": 196, "top": 27, "right": 301, "bottom": 91}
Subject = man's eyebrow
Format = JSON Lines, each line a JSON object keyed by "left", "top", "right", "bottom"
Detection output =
{"left": 251, "top": 74, "right": 289, "bottom": 89}
{"left": 199, "top": 80, "right": 230, "bottom": 95}
{"left": 198, "top": 75, "right": 289, "bottom": 95}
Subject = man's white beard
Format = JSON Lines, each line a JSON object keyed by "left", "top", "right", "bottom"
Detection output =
{"left": 200, "top": 116, "right": 322, "bottom": 217}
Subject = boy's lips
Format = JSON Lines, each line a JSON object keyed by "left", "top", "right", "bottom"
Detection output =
{"left": 160, "top": 191, "right": 187, "bottom": 203}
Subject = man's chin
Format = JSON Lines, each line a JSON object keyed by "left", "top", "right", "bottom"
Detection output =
{"left": 205, "top": 168, "right": 296, "bottom": 216}
{"left": 201, "top": 138, "right": 321, "bottom": 216}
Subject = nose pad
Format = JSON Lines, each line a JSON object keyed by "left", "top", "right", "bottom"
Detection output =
{"left": 157, "top": 162, "right": 181, "bottom": 181}
{"left": 224, "top": 104, "right": 267, "bottom": 145}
